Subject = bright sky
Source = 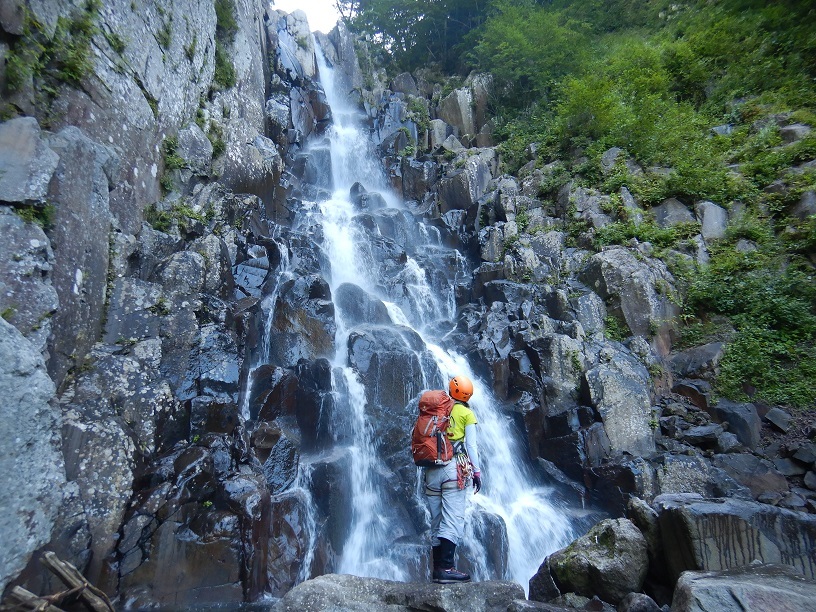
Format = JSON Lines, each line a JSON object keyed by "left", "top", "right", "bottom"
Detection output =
{"left": 271, "top": 0, "right": 341, "bottom": 34}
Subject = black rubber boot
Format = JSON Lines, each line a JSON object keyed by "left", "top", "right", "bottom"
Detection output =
{"left": 432, "top": 538, "right": 470, "bottom": 584}
{"left": 432, "top": 544, "right": 442, "bottom": 569}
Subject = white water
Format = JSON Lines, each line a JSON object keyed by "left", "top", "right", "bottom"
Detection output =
{"left": 287, "top": 44, "right": 577, "bottom": 590}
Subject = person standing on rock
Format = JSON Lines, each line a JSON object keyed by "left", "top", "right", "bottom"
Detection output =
{"left": 424, "top": 375, "right": 483, "bottom": 584}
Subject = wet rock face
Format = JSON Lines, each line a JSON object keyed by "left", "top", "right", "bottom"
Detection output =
{"left": 115, "top": 437, "right": 272, "bottom": 606}
{"left": 0, "top": 319, "right": 64, "bottom": 594}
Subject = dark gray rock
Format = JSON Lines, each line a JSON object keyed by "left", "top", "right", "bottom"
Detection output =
{"left": 176, "top": 123, "right": 213, "bottom": 176}
{"left": 548, "top": 518, "right": 648, "bottom": 605}
{"left": 438, "top": 87, "right": 476, "bottom": 139}
{"left": 438, "top": 149, "right": 497, "bottom": 214}
{"left": 708, "top": 399, "right": 761, "bottom": 450}
{"left": 267, "top": 275, "right": 336, "bottom": 367}
{"left": 669, "top": 343, "right": 724, "bottom": 378}
{"left": 774, "top": 458, "right": 807, "bottom": 477}
{"left": 0, "top": 117, "right": 59, "bottom": 204}
{"left": 0, "top": 319, "right": 64, "bottom": 593}
{"left": 672, "top": 563, "right": 816, "bottom": 612}
{"left": 765, "top": 407, "right": 793, "bottom": 433}
{"left": 273, "top": 574, "right": 525, "bottom": 612}
{"left": 618, "top": 592, "right": 663, "bottom": 612}
{"left": 391, "top": 72, "right": 419, "bottom": 96}
{"left": 347, "top": 324, "right": 435, "bottom": 413}
{"left": 695, "top": 201, "right": 728, "bottom": 242}
{"left": 678, "top": 423, "right": 724, "bottom": 449}
{"left": 654, "top": 493, "right": 816, "bottom": 582}
{"left": 653, "top": 454, "right": 750, "bottom": 500}
{"left": 529, "top": 556, "right": 561, "bottom": 602}
{"left": 780, "top": 123, "right": 812, "bottom": 144}
{"left": 651, "top": 198, "right": 694, "bottom": 227}
{"left": 711, "top": 454, "right": 789, "bottom": 499}
{"left": 335, "top": 283, "right": 393, "bottom": 327}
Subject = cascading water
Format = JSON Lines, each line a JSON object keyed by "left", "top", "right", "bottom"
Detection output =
{"left": 279, "top": 40, "right": 576, "bottom": 590}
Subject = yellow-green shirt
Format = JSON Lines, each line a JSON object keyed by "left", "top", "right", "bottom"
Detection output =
{"left": 447, "top": 402, "right": 477, "bottom": 442}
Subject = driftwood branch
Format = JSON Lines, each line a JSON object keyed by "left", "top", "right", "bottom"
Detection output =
{"left": 1, "top": 586, "right": 66, "bottom": 612}
{"left": 39, "top": 552, "right": 114, "bottom": 612}
{"left": 0, "top": 552, "right": 114, "bottom": 612}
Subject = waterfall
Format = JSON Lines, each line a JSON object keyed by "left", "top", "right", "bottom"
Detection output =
{"left": 279, "top": 41, "right": 576, "bottom": 591}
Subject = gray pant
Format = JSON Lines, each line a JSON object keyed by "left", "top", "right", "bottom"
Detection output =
{"left": 424, "top": 461, "right": 467, "bottom": 546}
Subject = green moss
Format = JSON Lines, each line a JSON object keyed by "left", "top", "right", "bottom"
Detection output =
{"left": 1, "top": 307, "right": 16, "bottom": 322}
{"left": 104, "top": 29, "right": 126, "bottom": 54}
{"left": 157, "top": 21, "right": 171, "bottom": 49}
{"left": 185, "top": 33, "right": 197, "bottom": 62}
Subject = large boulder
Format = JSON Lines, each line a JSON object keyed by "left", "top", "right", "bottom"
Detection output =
{"left": 654, "top": 493, "right": 816, "bottom": 583}
{"left": 547, "top": 518, "right": 648, "bottom": 604}
{"left": 706, "top": 399, "right": 761, "bottom": 450}
{"left": 437, "top": 87, "right": 476, "bottom": 140}
{"left": 273, "top": 573, "right": 526, "bottom": 612}
{"left": 580, "top": 247, "right": 679, "bottom": 353}
{"left": 346, "top": 324, "right": 436, "bottom": 414}
{"left": 584, "top": 346, "right": 655, "bottom": 456}
{"left": 672, "top": 564, "right": 816, "bottom": 612}
{"left": 438, "top": 149, "right": 498, "bottom": 215}
{"left": 0, "top": 319, "right": 65, "bottom": 593}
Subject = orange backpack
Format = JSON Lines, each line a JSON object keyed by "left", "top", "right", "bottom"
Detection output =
{"left": 411, "top": 390, "right": 455, "bottom": 467}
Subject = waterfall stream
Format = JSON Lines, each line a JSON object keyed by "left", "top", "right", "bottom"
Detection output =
{"left": 253, "top": 41, "right": 577, "bottom": 591}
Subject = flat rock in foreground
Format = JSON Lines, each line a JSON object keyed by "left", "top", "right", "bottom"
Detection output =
{"left": 271, "top": 574, "right": 526, "bottom": 612}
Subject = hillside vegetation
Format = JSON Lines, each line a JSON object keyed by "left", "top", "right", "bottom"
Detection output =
{"left": 341, "top": 0, "right": 816, "bottom": 408}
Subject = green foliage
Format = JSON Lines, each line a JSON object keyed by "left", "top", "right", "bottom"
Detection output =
{"left": 683, "top": 221, "right": 816, "bottom": 408}
{"left": 162, "top": 136, "right": 185, "bottom": 170}
{"left": 594, "top": 219, "right": 701, "bottom": 251}
{"left": 213, "top": 41, "right": 236, "bottom": 89}
{"left": 15, "top": 204, "right": 56, "bottom": 229}
{"left": 468, "top": 2, "right": 589, "bottom": 105}
{"left": 1, "top": 308, "right": 16, "bottom": 322}
{"left": 159, "top": 174, "right": 174, "bottom": 194}
{"left": 157, "top": 21, "right": 171, "bottom": 49}
{"left": 215, "top": 0, "right": 238, "bottom": 45}
{"left": 4, "top": 0, "right": 100, "bottom": 93}
{"left": 344, "top": 0, "right": 488, "bottom": 72}
{"left": 604, "top": 314, "right": 630, "bottom": 342}
{"left": 104, "top": 29, "right": 126, "bottom": 54}
{"left": 185, "top": 33, "right": 197, "bottom": 62}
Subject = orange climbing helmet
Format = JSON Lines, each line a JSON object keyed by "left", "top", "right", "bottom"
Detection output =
{"left": 449, "top": 375, "right": 474, "bottom": 402}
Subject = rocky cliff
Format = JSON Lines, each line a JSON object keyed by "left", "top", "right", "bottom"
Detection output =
{"left": 2, "top": 1, "right": 815, "bottom": 610}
